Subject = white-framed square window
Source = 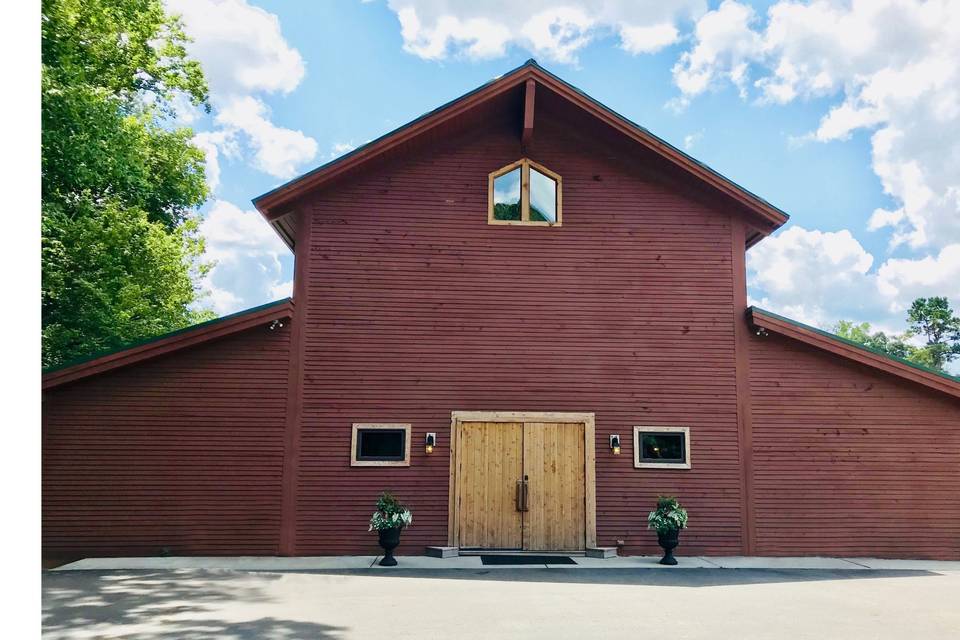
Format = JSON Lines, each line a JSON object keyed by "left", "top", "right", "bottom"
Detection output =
{"left": 633, "top": 426, "right": 691, "bottom": 469}
{"left": 351, "top": 423, "right": 411, "bottom": 467}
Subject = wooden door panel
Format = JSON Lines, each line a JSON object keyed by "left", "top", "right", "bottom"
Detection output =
{"left": 522, "top": 422, "right": 585, "bottom": 551}
{"left": 457, "top": 421, "right": 523, "bottom": 549}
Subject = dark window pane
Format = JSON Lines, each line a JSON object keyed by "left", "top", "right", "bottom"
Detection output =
{"left": 641, "top": 433, "right": 685, "bottom": 462}
{"left": 357, "top": 429, "right": 406, "bottom": 461}
{"left": 493, "top": 167, "right": 521, "bottom": 220}
{"left": 529, "top": 167, "right": 557, "bottom": 222}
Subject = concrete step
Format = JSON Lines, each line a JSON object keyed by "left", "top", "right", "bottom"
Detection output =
{"left": 585, "top": 547, "right": 618, "bottom": 559}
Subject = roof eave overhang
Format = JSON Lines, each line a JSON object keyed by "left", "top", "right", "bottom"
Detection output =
{"left": 42, "top": 299, "right": 295, "bottom": 391}
{"left": 748, "top": 307, "right": 960, "bottom": 400}
{"left": 252, "top": 60, "right": 789, "bottom": 247}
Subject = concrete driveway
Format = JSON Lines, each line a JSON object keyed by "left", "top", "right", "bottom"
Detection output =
{"left": 43, "top": 566, "right": 960, "bottom": 639}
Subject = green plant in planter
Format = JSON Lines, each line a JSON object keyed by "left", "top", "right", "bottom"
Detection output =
{"left": 369, "top": 491, "right": 413, "bottom": 567}
{"left": 647, "top": 495, "right": 688, "bottom": 533}
{"left": 368, "top": 491, "right": 413, "bottom": 532}
{"left": 647, "top": 496, "right": 687, "bottom": 565}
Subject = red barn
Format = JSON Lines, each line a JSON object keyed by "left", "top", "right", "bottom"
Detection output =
{"left": 42, "top": 61, "right": 960, "bottom": 561}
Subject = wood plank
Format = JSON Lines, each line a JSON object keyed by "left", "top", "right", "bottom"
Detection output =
{"left": 749, "top": 332, "right": 960, "bottom": 559}
{"left": 583, "top": 415, "right": 597, "bottom": 548}
{"left": 731, "top": 220, "right": 756, "bottom": 555}
{"left": 42, "top": 325, "right": 291, "bottom": 558}
{"left": 521, "top": 79, "right": 535, "bottom": 147}
{"left": 280, "top": 208, "right": 312, "bottom": 556}
{"left": 457, "top": 422, "right": 522, "bottom": 549}
{"left": 523, "top": 422, "right": 585, "bottom": 551}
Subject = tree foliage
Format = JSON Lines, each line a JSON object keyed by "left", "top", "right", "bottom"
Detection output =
{"left": 833, "top": 320, "right": 917, "bottom": 360}
{"left": 833, "top": 297, "right": 960, "bottom": 374}
{"left": 906, "top": 297, "right": 960, "bottom": 371}
{"left": 42, "top": 0, "right": 214, "bottom": 368}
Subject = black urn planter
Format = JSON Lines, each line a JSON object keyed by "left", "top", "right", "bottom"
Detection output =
{"left": 657, "top": 528, "right": 680, "bottom": 565}
{"left": 378, "top": 527, "right": 402, "bottom": 566}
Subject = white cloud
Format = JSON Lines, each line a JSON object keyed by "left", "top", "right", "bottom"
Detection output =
{"left": 683, "top": 129, "right": 704, "bottom": 150}
{"left": 205, "top": 285, "right": 241, "bottom": 315}
{"left": 670, "top": 0, "right": 959, "bottom": 361}
{"left": 396, "top": 6, "right": 512, "bottom": 60}
{"left": 191, "top": 129, "right": 239, "bottom": 191}
{"left": 166, "top": 0, "right": 318, "bottom": 183}
{"left": 747, "top": 226, "right": 885, "bottom": 328}
{"left": 620, "top": 23, "right": 680, "bottom": 55}
{"left": 384, "top": 1, "right": 706, "bottom": 63}
{"left": 876, "top": 244, "right": 960, "bottom": 309}
{"left": 329, "top": 141, "right": 358, "bottom": 160}
{"left": 199, "top": 200, "right": 292, "bottom": 315}
{"left": 672, "top": 0, "right": 960, "bottom": 252}
{"left": 748, "top": 226, "right": 960, "bottom": 349}
{"left": 671, "top": 0, "right": 762, "bottom": 104}
{"left": 216, "top": 97, "right": 318, "bottom": 179}
{"left": 269, "top": 280, "right": 293, "bottom": 300}
{"left": 166, "top": 0, "right": 305, "bottom": 97}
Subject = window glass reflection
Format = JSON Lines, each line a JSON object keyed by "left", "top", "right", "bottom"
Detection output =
{"left": 529, "top": 167, "right": 557, "bottom": 223}
{"left": 493, "top": 168, "right": 522, "bottom": 220}
{"left": 640, "top": 433, "right": 685, "bottom": 462}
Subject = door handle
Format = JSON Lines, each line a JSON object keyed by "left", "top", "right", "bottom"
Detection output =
{"left": 516, "top": 477, "right": 529, "bottom": 512}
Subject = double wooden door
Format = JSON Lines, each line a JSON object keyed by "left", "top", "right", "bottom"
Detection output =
{"left": 456, "top": 420, "right": 586, "bottom": 551}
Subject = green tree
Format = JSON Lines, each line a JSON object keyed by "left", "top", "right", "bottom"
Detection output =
{"left": 833, "top": 297, "right": 960, "bottom": 374}
{"left": 832, "top": 320, "right": 917, "bottom": 360}
{"left": 906, "top": 297, "right": 960, "bottom": 371}
{"left": 42, "top": 0, "right": 213, "bottom": 368}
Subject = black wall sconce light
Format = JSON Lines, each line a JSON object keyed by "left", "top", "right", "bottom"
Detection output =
{"left": 609, "top": 434, "right": 621, "bottom": 455}
{"left": 425, "top": 432, "right": 437, "bottom": 454}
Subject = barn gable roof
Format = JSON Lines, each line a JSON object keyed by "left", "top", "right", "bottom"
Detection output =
{"left": 252, "top": 59, "right": 789, "bottom": 249}
{"left": 42, "top": 298, "right": 294, "bottom": 391}
{"left": 748, "top": 307, "right": 960, "bottom": 400}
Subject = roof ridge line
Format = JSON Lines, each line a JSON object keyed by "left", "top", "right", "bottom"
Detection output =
{"left": 252, "top": 60, "right": 789, "bottom": 248}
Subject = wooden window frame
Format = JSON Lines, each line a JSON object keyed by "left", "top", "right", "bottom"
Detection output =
{"left": 351, "top": 423, "right": 412, "bottom": 467}
{"left": 633, "top": 426, "right": 691, "bottom": 469}
{"left": 487, "top": 158, "right": 563, "bottom": 227}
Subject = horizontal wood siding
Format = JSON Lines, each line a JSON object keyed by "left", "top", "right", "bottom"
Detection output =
{"left": 749, "top": 333, "right": 960, "bottom": 559}
{"left": 43, "top": 325, "right": 290, "bottom": 558}
{"left": 296, "top": 101, "right": 744, "bottom": 556}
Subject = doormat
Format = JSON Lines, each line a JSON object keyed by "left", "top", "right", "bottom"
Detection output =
{"left": 480, "top": 555, "right": 577, "bottom": 565}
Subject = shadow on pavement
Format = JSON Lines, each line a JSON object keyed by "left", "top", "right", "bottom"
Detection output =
{"left": 42, "top": 570, "right": 347, "bottom": 639}
{"left": 285, "top": 566, "right": 938, "bottom": 587}
{"left": 42, "top": 565, "right": 941, "bottom": 638}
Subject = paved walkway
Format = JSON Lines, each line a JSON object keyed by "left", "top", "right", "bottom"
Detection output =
{"left": 43, "top": 559, "right": 960, "bottom": 639}
{"left": 54, "top": 554, "right": 960, "bottom": 572}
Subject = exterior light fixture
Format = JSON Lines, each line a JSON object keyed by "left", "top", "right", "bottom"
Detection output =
{"left": 425, "top": 432, "right": 437, "bottom": 454}
{"left": 609, "top": 434, "right": 621, "bottom": 455}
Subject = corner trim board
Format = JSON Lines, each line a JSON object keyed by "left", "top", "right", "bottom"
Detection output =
{"left": 279, "top": 208, "right": 312, "bottom": 556}
{"left": 731, "top": 220, "right": 757, "bottom": 555}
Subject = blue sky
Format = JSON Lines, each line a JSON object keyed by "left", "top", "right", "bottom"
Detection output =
{"left": 166, "top": 0, "right": 960, "bottom": 370}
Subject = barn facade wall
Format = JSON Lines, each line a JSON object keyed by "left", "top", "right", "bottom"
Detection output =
{"left": 41, "top": 84, "right": 960, "bottom": 561}
{"left": 749, "top": 333, "right": 960, "bottom": 559}
{"left": 292, "top": 104, "right": 748, "bottom": 557}
{"left": 42, "top": 325, "right": 291, "bottom": 559}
